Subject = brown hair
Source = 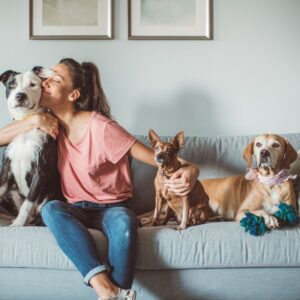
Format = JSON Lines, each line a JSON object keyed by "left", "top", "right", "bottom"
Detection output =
{"left": 59, "top": 58, "right": 111, "bottom": 119}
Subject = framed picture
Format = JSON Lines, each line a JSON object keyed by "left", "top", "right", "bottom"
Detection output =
{"left": 29, "top": 0, "right": 113, "bottom": 40}
{"left": 128, "top": 0, "right": 213, "bottom": 40}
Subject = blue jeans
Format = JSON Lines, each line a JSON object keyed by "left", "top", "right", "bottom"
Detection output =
{"left": 41, "top": 199, "right": 137, "bottom": 288}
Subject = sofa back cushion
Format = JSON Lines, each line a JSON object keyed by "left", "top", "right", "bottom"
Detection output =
{"left": 1, "top": 133, "right": 300, "bottom": 215}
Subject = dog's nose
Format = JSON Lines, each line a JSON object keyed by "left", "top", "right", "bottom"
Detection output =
{"left": 260, "top": 149, "right": 270, "bottom": 158}
{"left": 15, "top": 92, "right": 26, "bottom": 102}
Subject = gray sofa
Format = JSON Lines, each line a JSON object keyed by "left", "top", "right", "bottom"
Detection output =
{"left": 1, "top": 133, "right": 300, "bottom": 300}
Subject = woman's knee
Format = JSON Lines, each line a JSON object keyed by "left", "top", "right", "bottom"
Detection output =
{"left": 112, "top": 208, "right": 137, "bottom": 238}
{"left": 41, "top": 200, "right": 66, "bottom": 222}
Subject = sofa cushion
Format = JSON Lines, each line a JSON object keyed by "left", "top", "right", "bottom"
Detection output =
{"left": 0, "top": 225, "right": 108, "bottom": 270}
{"left": 136, "top": 222, "right": 300, "bottom": 270}
{"left": 1, "top": 222, "right": 300, "bottom": 271}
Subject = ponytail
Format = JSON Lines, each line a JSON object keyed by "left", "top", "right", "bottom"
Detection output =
{"left": 59, "top": 58, "right": 111, "bottom": 119}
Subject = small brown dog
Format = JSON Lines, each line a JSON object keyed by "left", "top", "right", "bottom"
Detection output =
{"left": 144, "top": 129, "right": 210, "bottom": 230}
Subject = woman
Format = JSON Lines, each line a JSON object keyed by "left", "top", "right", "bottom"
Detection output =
{"left": 0, "top": 58, "right": 199, "bottom": 300}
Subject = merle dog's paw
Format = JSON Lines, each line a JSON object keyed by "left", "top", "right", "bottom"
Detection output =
{"left": 9, "top": 219, "right": 24, "bottom": 227}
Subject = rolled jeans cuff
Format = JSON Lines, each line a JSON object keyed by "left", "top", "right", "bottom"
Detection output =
{"left": 84, "top": 265, "right": 107, "bottom": 286}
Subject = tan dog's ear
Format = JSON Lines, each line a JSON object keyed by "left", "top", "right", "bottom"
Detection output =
{"left": 243, "top": 141, "right": 254, "bottom": 168}
{"left": 148, "top": 129, "right": 160, "bottom": 147}
{"left": 282, "top": 140, "right": 298, "bottom": 169}
{"left": 172, "top": 131, "right": 184, "bottom": 152}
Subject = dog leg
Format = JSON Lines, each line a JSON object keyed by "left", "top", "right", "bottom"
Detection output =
{"left": 0, "top": 183, "right": 8, "bottom": 198}
{"left": 151, "top": 192, "right": 164, "bottom": 226}
{"left": 11, "top": 173, "right": 45, "bottom": 226}
{"left": 161, "top": 205, "right": 172, "bottom": 225}
{"left": 0, "top": 161, "right": 10, "bottom": 199}
{"left": 192, "top": 207, "right": 209, "bottom": 225}
{"left": 137, "top": 211, "right": 154, "bottom": 227}
{"left": 176, "top": 197, "right": 189, "bottom": 230}
{"left": 10, "top": 199, "right": 34, "bottom": 226}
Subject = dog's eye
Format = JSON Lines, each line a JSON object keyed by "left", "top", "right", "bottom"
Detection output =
{"left": 154, "top": 146, "right": 159, "bottom": 151}
{"left": 9, "top": 81, "right": 16, "bottom": 88}
{"left": 272, "top": 143, "right": 280, "bottom": 148}
{"left": 256, "top": 142, "right": 262, "bottom": 147}
{"left": 30, "top": 82, "right": 36, "bottom": 88}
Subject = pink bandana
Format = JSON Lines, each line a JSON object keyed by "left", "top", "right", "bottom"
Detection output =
{"left": 245, "top": 168, "right": 297, "bottom": 186}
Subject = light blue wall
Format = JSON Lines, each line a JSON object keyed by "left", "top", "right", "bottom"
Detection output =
{"left": 0, "top": 0, "right": 299, "bottom": 136}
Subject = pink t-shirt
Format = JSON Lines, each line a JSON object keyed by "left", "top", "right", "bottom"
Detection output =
{"left": 57, "top": 112, "right": 136, "bottom": 204}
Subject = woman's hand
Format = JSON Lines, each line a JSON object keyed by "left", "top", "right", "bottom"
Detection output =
{"left": 29, "top": 112, "right": 59, "bottom": 139}
{"left": 129, "top": 141, "right": 200, "bottom": 196}
{"left": 164, "top": 163, "right": 200, "bottom": 196}
{"left": 0, "top": 112, "right": 59, "bottom": 147}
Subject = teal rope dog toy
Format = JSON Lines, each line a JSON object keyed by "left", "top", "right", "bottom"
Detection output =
{"left": 240, "top": 203, "right": 299, "bottom": 236}
{"left": 274, "top": 203, "right": 299, "bottom": 226}
{"left": 240, "top": 212, "right": 269, "bottom": 236}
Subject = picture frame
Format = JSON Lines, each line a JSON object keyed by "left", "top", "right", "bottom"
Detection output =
{"left": 128, "top": 0, "right": 213, "bottom": 40}
{"left": 29, "top": 0, "right": 113, "bottom": 40}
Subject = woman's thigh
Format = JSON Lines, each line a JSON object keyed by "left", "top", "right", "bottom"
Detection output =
{"left": 41, "top": 200, "right": 92, "bottom": 227}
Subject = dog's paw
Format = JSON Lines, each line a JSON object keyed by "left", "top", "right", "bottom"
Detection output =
{"left": 150, "top": 220, "right": 160, "bottom": 227}
{"left": 264, "top": 214, "right": 279, "bottom": 229}
{"left": 9, "top": 219, "right": 25, "bottom": 227}
{"left": 139, "top": 217, "right": 152, "bottom": 227}
{"left": 175, "top": 224, "right": 187, "bottom": 231}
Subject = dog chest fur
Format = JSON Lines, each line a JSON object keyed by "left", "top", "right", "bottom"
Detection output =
{"left": 6, "top": 129, "right": 47, "bottom": 197}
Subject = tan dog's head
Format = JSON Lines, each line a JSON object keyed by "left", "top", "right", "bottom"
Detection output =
{"left": 243, "top": 134, "right": 298, "bottom": 174}
{"left": 148, "top": 129, "right": 184, "bottom": 167}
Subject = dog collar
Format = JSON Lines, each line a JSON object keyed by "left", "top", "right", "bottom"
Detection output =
{"left": 158, "top": 162, "right": 182, "bottom": 179}
{"left": 159, "top": 169, "right": 172, "bottom": 179}
{"left": 245, "top": 168, "right": 297, "bottom": 186}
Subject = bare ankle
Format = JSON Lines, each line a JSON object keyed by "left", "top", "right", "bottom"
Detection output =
{"left": 90, "top": 272, "right": 119, "bottom": 298}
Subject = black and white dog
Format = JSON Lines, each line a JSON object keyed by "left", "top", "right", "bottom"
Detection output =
{"left": 0, "top": 67, "right": 62, "bottom": 226}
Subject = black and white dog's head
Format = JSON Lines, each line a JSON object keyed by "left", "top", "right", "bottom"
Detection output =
{"left": 0, "top": 67, "right": 52, "bottom": 120}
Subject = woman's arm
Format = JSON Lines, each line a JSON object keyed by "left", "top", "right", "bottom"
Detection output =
{"left": 129, "top": 140, "right": 156, "bottom": 166}
{"left": 129, "top": 140, "right": 200, "bottom": 196}
{"left": 0, "top": 113, "right": 59, "bottom": 147}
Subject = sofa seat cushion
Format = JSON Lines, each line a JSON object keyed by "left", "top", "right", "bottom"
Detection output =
{"left": 1, "top": 222, "right": 300, "bottom": 271}
{"left": 0, "top": 225, "right": 108, "bottom": 270}
{"left": 136, "top": 222, "right": 300, "bottom": 270}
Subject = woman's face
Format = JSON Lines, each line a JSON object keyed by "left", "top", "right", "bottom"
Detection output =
{"left": 40, "top": 63, "right": 75, "bottom": 111}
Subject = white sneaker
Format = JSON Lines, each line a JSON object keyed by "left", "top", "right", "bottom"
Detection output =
{"left": 98, "top": 288, "right": 136, "bottom": 300}
{"left": 118, "top": 288, "right": 136, "bottom": 300}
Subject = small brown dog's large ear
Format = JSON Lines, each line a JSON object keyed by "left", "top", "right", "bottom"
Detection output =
{"left": 148, "top": 129, "right": 160, "bottom": 147}
{"left": 172, "top": 131, "right": 184, "bottom": 152}
{"left": 243, "top": 141, "right": 254, "bottom": 168}
{"left": 282, "top": 139, "right": 298, "bottom": 169}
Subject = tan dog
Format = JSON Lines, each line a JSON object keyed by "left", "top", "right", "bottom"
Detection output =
{"left": 144, "top": 130, "right": 210, "bottom": 230}
{"left": 201, "top": 134, "right": 298, "bottom": 228}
